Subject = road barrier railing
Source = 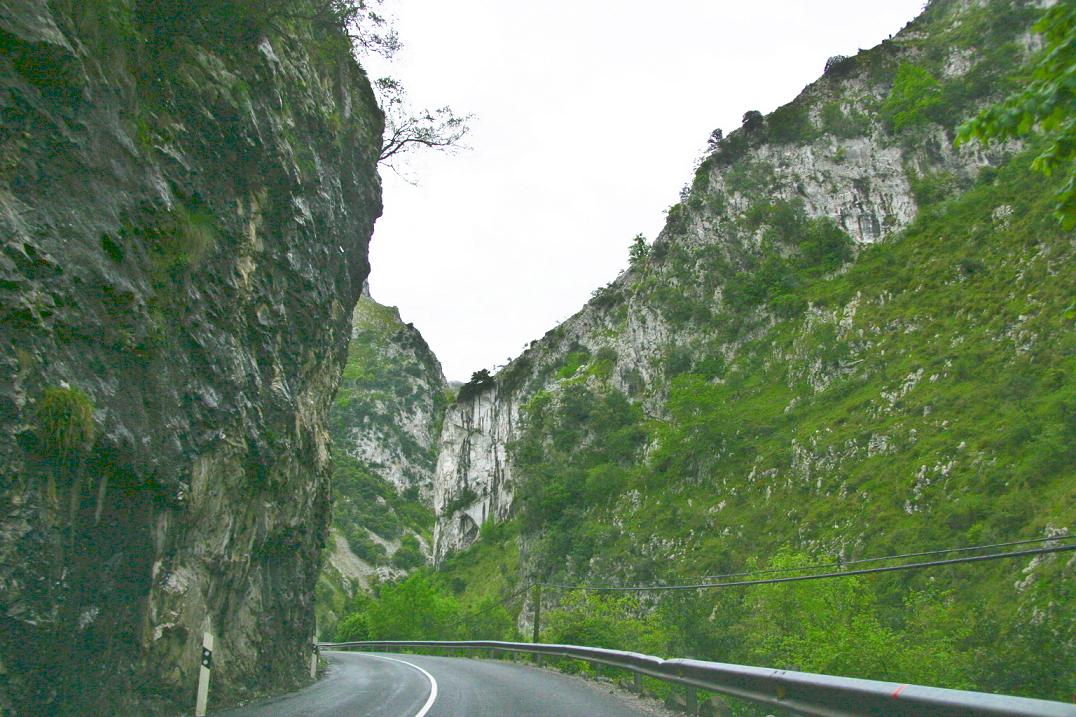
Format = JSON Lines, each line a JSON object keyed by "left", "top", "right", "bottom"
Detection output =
{"left": 319, "top": 639, "right": 1076, "bottom": 717}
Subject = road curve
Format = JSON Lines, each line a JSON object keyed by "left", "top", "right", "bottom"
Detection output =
{"left": 216, "top": 650, "right": 665, "bottom": 717}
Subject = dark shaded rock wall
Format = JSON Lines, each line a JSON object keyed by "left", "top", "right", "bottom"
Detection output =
{"left": 0, "top": 1, "right": 382, "bottom": 713}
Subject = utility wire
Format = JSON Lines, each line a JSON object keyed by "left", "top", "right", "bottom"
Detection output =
{"left": 682, "top": 534, "right": 1075, "bottom": 582}
{"left": 450, "top": 536, "right": 1075, "bottom": 617}
{"left": 540, "top": 543, "right": 1076, "bottom": 593}
{"left": 445, "top": 537, "right": 1074, "bottom": 639}
{"left": 455, "top": 581, "right": 532, "bottom": 628}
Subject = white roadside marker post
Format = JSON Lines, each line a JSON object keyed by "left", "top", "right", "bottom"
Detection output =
{"left": 310, "top": 645, "right": 319, "bottom": 679}
{"left": 195, "top": 632, "right": 214, "bottom": 717}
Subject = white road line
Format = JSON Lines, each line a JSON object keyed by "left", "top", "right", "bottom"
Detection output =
{"left": 364, "top": 653, "right": 439, "bottom": 717}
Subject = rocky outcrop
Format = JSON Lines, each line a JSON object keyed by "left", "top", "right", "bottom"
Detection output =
{"left": 0, "top": 2, "right": 381, "bottom": 714}
{"left": 433, "top": 385, "right": 517, "bottom": 560}
{"left": 431, "top": 0, "right": 1028, "bottom": 561}
{"left": 317, "top": 293, "right": 446, "bottom": 629}
{"left": 333, "top": 291, "right": 448, "bottom": 500}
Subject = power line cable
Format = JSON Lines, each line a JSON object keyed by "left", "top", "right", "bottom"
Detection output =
{"left": 541, "top": 543, "right": 1076, "bottom": 593}
{"left": 445, "top": 536, "right": 1075, "bottom": 619}
{"left": 682, "top": 534, "right": 1075, "bottom": 582}
{"left": 455, "top": 581, "right": 532, "bottom": 628}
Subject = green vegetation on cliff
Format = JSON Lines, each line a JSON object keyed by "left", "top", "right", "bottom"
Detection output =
{"left": 958, "top": 2, "right": 1076, "bottom": 228}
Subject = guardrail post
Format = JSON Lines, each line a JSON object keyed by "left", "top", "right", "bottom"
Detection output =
{"left": 685, "top": 685, "right": 697, "bottom": 715}
{"left": 531, "top": 584, "right": 542, "bottom": 666}
{"left": 310, "top": 644, "right": 319, "bottom": 679}
{"left": 633, "top": 672, "right": 642, "bottom": 693}
{"left": 195, "top": 631, "right": 214, "bottom": 717}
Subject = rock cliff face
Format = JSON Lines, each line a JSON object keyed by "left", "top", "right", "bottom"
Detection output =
{"left": 431, "top": 0, "right": 1040, "bottom": 559}
{"left": 0, "top": 2, "right": 381, "bottom": 714}
{"left": 316, "top": 292, "right": 446, "bottom": 633}
{"left": 333, "top": 289, "right": 448, "bottom": 501}
{"left": 433, "top": 385, "right": 516, "bottom": 560}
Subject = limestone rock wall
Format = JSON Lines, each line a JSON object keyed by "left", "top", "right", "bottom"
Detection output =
{"left": 0, "top": 2, "right": 382, "bottom": 713}
{"left": 433, "top": 386, "right": 517, "bottom": 560}
{"left": 334, "top": 293, "right": 448, "bottom": 500}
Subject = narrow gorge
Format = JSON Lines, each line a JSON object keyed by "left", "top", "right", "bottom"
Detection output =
{"left": 1, "top": 0, "right": 1072, "bottom": 713}
{"left": 327, "top": 0, "right": 1073, "bottom": 704}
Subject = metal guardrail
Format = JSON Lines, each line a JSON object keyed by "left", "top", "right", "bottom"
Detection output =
{"left": 319, "top": 639, "right": 1076, "bottom": 717}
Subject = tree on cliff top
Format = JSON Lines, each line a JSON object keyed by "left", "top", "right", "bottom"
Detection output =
{"left": 376, "top": 77, "right": 473, "bottom": 169}
{"left": 148, "top": 0, "right": 473, "bottom": 171}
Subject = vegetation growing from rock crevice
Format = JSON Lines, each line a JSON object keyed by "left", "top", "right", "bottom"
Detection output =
{"left": 456, "top": 368, "right": 495, "bottom": 403}
{"left": 881, "top": 63, "right": 944, "bottom": 133}
{"left": 33, "top": 386, "right": 95, "bottom": 459}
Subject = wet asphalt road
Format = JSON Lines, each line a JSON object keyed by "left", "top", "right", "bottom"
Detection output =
{"left": 216, "top": 650, "right": 660, "bottom": 717}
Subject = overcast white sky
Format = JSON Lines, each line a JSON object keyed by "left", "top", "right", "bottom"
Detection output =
{"left": 363, "top": 0, "right": 925, "bottom": 382}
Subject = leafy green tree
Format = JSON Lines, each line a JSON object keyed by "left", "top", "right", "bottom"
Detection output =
{"left": 391, "top": 534, "right": 426, "bottom": 570}
{"left": 628, "top": 233, "right": 651, "bottom": 266}
{"left": 457, "top": 368, "right": 495, "bottom": 402}
{"left": 881, "top": 63, "right": 943, "bottom": 132}
{"left": 369, "top": 573, "right": 461, "bottom": 639}
{"left": 333, "top": 592, "right": 374, "bottom": 640}
{"left": 740, "top": 552, "right": 903, "bottom": 677}
{"left": 957, "top": 3, "right": 1076, "bottom": 229}
{"left": 742, "top": 110, "right": 764, "bottom": 131}
{"left": 460, "top": 595, "right": 516, "bottom": 640}
{"left": 739, "top": 552, "right": 977, "bottom": 688}
{"left": 334, "top": 611, "right": 371, "bottom": 641}
{"left": 544, "top": 591, "right": 666, "bottom": 658}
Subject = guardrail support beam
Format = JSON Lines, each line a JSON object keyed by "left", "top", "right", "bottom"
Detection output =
{"left": 531, "top": 584, "right": 542, "bottom": 665}
{"left": 685, "top": 685, "right": 697, "bottom": 715}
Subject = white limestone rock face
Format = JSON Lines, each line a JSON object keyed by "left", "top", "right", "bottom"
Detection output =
{"left": 433, "top": 387, "right": 519, "bottom": 560}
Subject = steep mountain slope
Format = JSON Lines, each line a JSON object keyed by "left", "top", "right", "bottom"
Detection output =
{"left": 316, "top": 291, "right": 448, "bottom": 636}
{"left": 427, "top": 0, "right": 1073, "bottom": 700}
{"left": 0, "top": 2, "right": 381, "bottom": 714}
